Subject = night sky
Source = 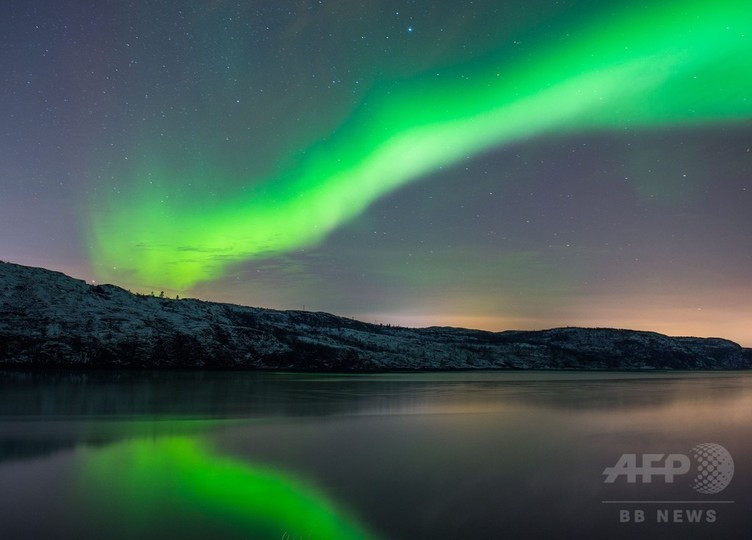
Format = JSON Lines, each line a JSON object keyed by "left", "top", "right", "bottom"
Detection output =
{"left": 2, "top": 0, "right": 751, "bottom": 345}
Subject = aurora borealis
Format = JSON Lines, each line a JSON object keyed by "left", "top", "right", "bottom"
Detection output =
{"left": 2, "top": 1, "right": 751, "bottom": 344}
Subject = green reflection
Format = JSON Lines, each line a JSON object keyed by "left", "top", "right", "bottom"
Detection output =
{"left": 77, "top": 437, "right": 375, "bottom": 540}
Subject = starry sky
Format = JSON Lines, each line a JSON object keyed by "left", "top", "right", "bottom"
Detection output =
{"left": 2, "top": 0, "right": 751, "bottom": 345}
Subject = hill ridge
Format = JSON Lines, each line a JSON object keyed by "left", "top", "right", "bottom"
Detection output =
{"left": 1, "top": 261, "right": 749, "bottom": 370}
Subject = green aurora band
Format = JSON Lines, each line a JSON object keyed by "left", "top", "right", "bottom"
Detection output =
{"left": 90, "top": 0, "right": 752, "bottom": 289}
{"left": 77, "top": 437, "right": 376, "bottom": 539}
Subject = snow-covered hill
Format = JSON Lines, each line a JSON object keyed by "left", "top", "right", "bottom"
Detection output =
{"left": 1, "top": 261, "right": 750, "bottom": 370}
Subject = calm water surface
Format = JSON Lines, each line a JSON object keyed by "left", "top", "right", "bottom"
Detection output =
{"left": 0, "top": 370, "right": 750, "bottom": 539}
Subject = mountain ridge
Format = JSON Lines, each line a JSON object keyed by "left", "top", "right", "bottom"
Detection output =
{"left": 1, "top": 261, "right": 750, "bottom": 370}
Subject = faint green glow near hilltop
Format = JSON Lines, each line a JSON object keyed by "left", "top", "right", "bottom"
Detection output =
{"left": 89, "top": 0, "right": 752, "bottom": 289}
{"left": 77, "top": 437, "right": 375, "bottom": 540}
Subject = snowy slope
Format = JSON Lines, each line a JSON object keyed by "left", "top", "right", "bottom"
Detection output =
{"left": 1, "top": 261, "right": 750, "bottom": 370}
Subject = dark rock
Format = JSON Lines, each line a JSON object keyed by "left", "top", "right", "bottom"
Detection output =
{"left": 1, "top": 261, "right": 749, "bottom": 370}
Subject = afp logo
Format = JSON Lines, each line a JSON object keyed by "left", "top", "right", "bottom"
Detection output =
{"left": 603, "top": 443, "right": 734, "bottom": 494}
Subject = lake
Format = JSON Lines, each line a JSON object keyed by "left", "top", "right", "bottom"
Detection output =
{"left": 0, "top": 370, "right": 750, "bottom": 539}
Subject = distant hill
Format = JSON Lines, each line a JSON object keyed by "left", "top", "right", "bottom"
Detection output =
{"left": 1, "top": 261, "right": 750, "bottom": 370}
